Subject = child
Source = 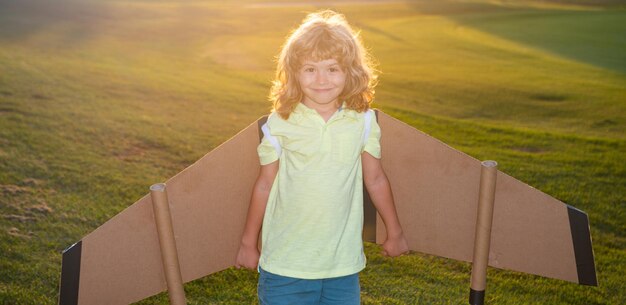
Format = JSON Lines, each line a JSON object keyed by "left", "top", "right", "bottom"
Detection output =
{"left": 235, "top": 10, "right": 409, "bottom": 305}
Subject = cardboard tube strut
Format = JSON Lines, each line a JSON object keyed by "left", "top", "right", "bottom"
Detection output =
{"left": 150, "top": 183, "right": 186, "bottom": 305}
{"left": 469, "top": 161, "right": 498, "bottom": 305}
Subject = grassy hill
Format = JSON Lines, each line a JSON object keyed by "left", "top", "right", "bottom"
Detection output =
{"left": 0, "top": 0, "right": 624, "bottom": 304}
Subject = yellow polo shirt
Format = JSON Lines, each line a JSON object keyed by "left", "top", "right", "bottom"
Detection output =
{"left": 257, "top": 102, "right": 381, "bottom": 279}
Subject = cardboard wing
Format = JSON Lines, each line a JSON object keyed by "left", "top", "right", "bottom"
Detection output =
{"left": 59, "top": 118, "right": 265, "bottom": 305}
{"left": 375, "top": 111, "right": 596, "bottom": 286}
{"left": 58, "top": 111, "right": 596, "bottom": 305}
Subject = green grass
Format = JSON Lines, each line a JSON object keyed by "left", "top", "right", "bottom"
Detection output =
{"left": 0, "top": 0, "right": 624, "bottom": 304}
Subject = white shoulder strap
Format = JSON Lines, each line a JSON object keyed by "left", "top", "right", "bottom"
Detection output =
{"left": 261, "top": 122, "right": 282, "bottom": 157}
{"left": 362, "top": 110, "right": 373, "bottom": 145}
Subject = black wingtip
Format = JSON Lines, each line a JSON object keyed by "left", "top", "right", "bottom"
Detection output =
{"left": 59, "top": 240, "right": 82, "bottom": 305}
{"left": 567, "top": 206, "right": 598, "bottom": 286}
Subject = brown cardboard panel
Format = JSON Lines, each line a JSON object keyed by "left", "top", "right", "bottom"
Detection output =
{"left": 74, "top": 121, "right": 260, "bottom": 305}
{"left": 166, "top": 120, "right": 259, "bottom": 282}
{"left": 377, "top": 111, "right": 482, "bottom": 263}
{"left": 79, "top": 194, "right": 165, "bottom": 305}
{"left": 490, "top": 172, "right": 578, "bottom": 282}
{"left": 376, "top": 111, "right": 579, "bottom": 283}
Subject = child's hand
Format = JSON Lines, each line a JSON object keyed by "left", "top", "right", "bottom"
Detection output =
{"left": 235, "top": 243, "right": 260, "bottom": 270}
{"left": 382, "top": 232, "right": 409, "bottom": 257}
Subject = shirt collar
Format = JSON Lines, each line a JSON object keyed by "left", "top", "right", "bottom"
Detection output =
{"left": 292, "top": 102, "right": 358, "bottom": 122}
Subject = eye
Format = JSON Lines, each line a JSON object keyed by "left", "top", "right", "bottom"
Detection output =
{"left": 329, "top": 66, "right": 342, "bottom": 72}
{"left": 303, "top": 67, "right": 315, "bottom": 73}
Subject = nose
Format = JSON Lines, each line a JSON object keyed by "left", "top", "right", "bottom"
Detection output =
{"left": 315, "top": 71, "right": 328, "bottom": 85}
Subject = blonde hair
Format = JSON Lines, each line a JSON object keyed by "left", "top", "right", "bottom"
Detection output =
{"left": 269, "top": 10, "right": 378, "bottom": 119}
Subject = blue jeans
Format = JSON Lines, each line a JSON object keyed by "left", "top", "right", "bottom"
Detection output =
{"left": 257, "top": 268, "right": 360, "bottom": 305}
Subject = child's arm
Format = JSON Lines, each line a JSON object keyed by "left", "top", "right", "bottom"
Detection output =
{"left": 362, "top": 152, "right": 409, "bottom": 257}
{"left": 235, "top": 161, "right": 279, "bottom": 270}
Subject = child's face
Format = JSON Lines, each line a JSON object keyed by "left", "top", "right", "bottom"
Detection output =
{"left": 298, "top": 58, "right": 346, "bottom": 109}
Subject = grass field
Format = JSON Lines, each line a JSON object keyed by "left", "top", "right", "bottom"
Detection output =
{"left": 1, "top": 0, "right": 625, "bottom": 304}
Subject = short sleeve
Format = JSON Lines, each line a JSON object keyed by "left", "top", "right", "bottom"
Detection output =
{"left": 363, "top": 110, "right": 381, "bottom": 159}
{"left": 257, "top": 115, "right": 280, "bottom": 165}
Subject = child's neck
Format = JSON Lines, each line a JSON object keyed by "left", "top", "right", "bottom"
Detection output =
{"left": 302, "top": 101, "right": 340, "bottom": 122}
